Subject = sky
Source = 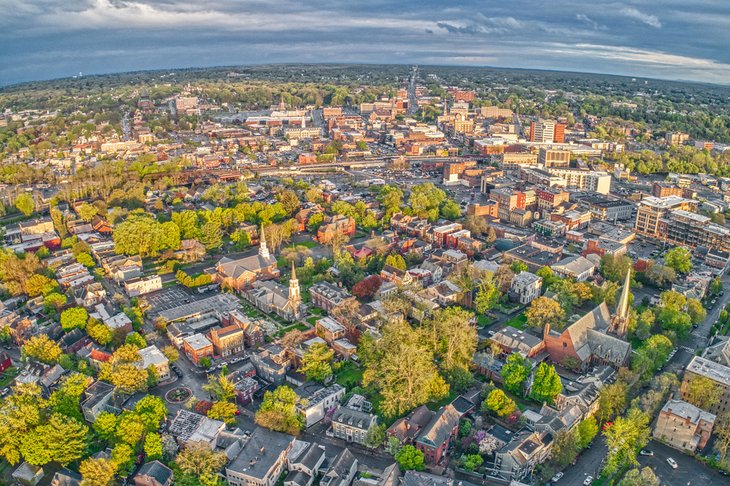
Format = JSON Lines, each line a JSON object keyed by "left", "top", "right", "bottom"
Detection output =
{"left": 1, "top": 0, "right": 730, "bottom": 86}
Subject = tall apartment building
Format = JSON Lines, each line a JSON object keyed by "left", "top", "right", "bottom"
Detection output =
{"left": 634, "top": 196, "right": 697, "bottom": 237}
{"left": 538, "top": 148, "right": 571, "bottom": 168}
{"left": 547, "top": 168, "right": 612, "bottom": 194}
{"left": 530, "top": 120, "right": 566, "bottom": 143}
{"left": 536, "top": 188, "right": 570, "bottom": 211}
{"left": 681, "top": 356, "right": 730, "bottom": 415}
{"left": 653, "top": 399, "right": 715, "bottom": 453}
{"left": 490, "top": 189, "right": 526, "bottom": 220}
{"left": 652, "top": 181, "right": 684, "bottom": 198}
{"left": 659, "top": 210, "right": 730, "bottom": 252}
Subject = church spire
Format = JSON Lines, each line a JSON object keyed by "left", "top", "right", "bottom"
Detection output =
{"left": 611, "top": 267, "right": 631, "bottom": 337}
{"left": 290, "top": 260, "right": 297, "bottom": 281}
{"left": 259, "top": 224, "right": 270, "bottom": 260}
{"left": 288, "top": 259, "right": 301, "bottom": 317}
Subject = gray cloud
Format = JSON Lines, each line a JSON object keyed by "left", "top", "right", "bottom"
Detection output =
{"left": 0, "top": 0, "right": 728, "bottom": 86}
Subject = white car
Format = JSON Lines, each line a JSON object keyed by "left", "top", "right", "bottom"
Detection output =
{"left": 583, "top": 476, "right": 593, "bottom": 485}
{"left": 551, "top": 472, "right": 564, "bottom": 482}
{"left": 667, "top": 457, "right": 678, "bottom": 469}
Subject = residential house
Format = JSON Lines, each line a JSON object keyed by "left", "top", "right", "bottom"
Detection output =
{"left": 510, "top": 272, "right": 543, "bottom": 305}
{"left": 414, "top": 404, "right": 460, "bottom": 465}
{"left": 551, "top": 255, "right": 596, "bottom": 281}
{"left": 123, "top": 275, "right": 162, "bottom": 297}
{"left": 320, "top": 448, "right": 358, "bottom": 486}
{"left": 309, "top": 282, "right": 356, "bottom": 313}
{"left": 331, "top": 406, "right": 377, "bottom": 446}
{"left": 487, "top": 430, "right": 553, "bottom": 482}
{"left": 296, "top": 383, "right": 346, "bottom": 428}
{"left": 132, "top": 461, "right": 173, "bottom": 486}
{"left": 315, "top": 317, "right": 346, "bottom": 343}
{"left": 317, "top": 215, "right": 356, "bottom": 244}
{"left": 388, "top": 405, "right": 437, "bottom": 445}
{"left": 653, "top": 399, "right": 716, "bottom": 452}
{"left": 285, "top": 441, "right": 326, "bottom": 486}
{"left": 489, "top": 327, "right": 545, "bottom": 358}
{"left": 250, "top": 344, "right": 291, "bottom": 383}
{"left": 228, "top": 367, "right": 259, "bottom": 404}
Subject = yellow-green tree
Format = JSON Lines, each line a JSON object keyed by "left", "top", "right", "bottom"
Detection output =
{"left": 208, "top": 401, "right": 238, "bottom": 425}
{"left": 300, "top": 342, "right": 335, "bottom": 383}
{"left": 362, "top": 320, "right": 449, "bottom": 418}
{"left": 99, "top": 344, "right": 149, "bottom": 394}
{"left": 22, "top": 334, "right": 62, "bottom": 364}
{"left": 175, "top": 441, "right": 227, "bottom": 486}
{"left": 79, "top": 457, "right": 116, "bottom": 486}
{"left": 255, "top": 386, "right": 304, "bottom": 435}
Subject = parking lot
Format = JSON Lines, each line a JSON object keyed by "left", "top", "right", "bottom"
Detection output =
{"left": 142, "top": 285, "right": 198, "bottom": 317}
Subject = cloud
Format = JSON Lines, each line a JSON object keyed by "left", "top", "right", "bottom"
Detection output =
{"left": 619, "top": 6, "right": 662, "bottom": 28}
{"left": 576, "top": 13, "right": 607, "bottom": 31}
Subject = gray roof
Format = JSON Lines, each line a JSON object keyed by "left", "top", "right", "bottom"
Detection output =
{"left": 321, "top": 448, "right": 357, "bottom": 486}
{"left": 227, "top": 427, "right": 292, "bottom": 481}
{"left": 218, "top": 253, "right": 276, "bottom": 278}
{"left": 416, "top": 404, "right": 460, "bottom": 448}
{"left": 136, "top": 461, "right": 173, "bottom": 485}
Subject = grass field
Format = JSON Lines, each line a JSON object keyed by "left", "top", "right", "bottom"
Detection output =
{"left": 335, "top": 362, "right": 364, "bottom": 387}
{"left": 503, "top": 314, "right": 527, "bottom": 329}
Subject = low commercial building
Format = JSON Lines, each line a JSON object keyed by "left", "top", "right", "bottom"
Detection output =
{"left": 182, "top": 333, "right": 214, "bottom": 366}
{"left": 226, "top": 427, "right": 293, "bottom": 486}
{"left": 138, "top": 345, "right": 170, "bottom": 381}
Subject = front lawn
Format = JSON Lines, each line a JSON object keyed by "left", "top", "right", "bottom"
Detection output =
{"left": 275, "top": 322, "right": 309, "bottom": 338}
{"left": 503, "top": 314, "right": 527, "bottom": 330}
{"left": 335, "top": 362, "right": 364, "bottom": 388}
{"left": 427, "top": 389, "right": 458, "bottom": 411}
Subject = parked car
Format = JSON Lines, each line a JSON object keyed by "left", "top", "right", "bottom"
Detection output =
{"left": 551, "top": 472, "right": 564, "bottom": 482}
{"left": 583, "top": 476, "right": 593, "bottom": 485}
{"left": 639, "top": 449, "right": 654, "bottom": 456}
{"left": 666, "top": 457, "right": 678, "bottom": 469}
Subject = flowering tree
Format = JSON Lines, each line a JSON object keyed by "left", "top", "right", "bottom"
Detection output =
{"left": 479, "top": 434, "right": 499, "bottom": 455}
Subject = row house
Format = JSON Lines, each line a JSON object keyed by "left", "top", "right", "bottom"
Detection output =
{"left": 309, "top": 282, "right": 356, "bottom": 313}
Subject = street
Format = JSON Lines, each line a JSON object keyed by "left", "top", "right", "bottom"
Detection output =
{"left": 690, "top": 273, "right": 730, "bottom": 349}
{"left": 558, "top": 437, "right": 608, "bottom": 486}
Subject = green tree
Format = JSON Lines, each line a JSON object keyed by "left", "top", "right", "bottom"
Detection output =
{"left": 49, "top": 373, "right": 88, "bottom": 421}
{"left": 395, "top": 445, "right": 425, "bottom": 471}
{"left": 99, "top": 345, "right": 149, "bottom": 394}
{"left": 423, "top": 307, "right": 477, "bottom": 379}
{"left": 440, "top": 199, "right": 461, "bottom": 220}
{"left": 510, "top": 261, "right": 528, "bottom": 274}
{"left": 199, "top": 221, "right": 223, "bottom": 250}
{"left": 300, "top": 342, "right": 335, "bottom": 383}
{"left": 597, "top": 381, "right": 628, "bottom": 424}
{"left": 664, "top": 247, "right": 693, "bottom": 274}
{"left": 603, "top": 408, "right": 650, "bottom": 475}
{"left": 364, "top": 423, "right": 387, "bottom": 449}
{"left": 22, "top": 334, "right": 62, "bottom": 364}
{"left": 255, "top": 386, "right": 304, "bottom": 435}
{"left": 203, "top": 372, "right": 237, "bottom": 402}
{"left": 76, "top": 252, "right": 95, "bottom": 268}
{"left": 43, "top": 292, "right": 67, "bottom": 312}
{"left": 306, "top": 212, "right": 325, "bottom": 232}
{"left": 124, "top": 332, "right": 147, "bottom": 349}
{"left": 483, "top": 388, "right": 516, "bottom": 417}
{"left": 501, "top": 353, "right": 531, "bottom": 396}
{"left": 600, "top": 254, "right": 633, "bottom": 282}
{"left": 550, "top": 428, "right": 581, "bottom": 469}
{"left": 474, "top": 273, "right": 501, "bottom": 314}
{"left": 618, "top": 467, "right": 659, "bottom": 486}
{"left": 461, "top": 454, "right": 483, "bottom": 471}
{"left": 77, "top": 203, "right": 98, "bottom": 222}
{"left": 577, "top": 417, "right": 599, "bottom": 449}
{"left": 683, "top": 376, "right": 723, "bottom": 411}
{"left": 15, "top": 193, "right": 35, "bottom": 216}
{"left": 162, "top": 345, "right": 179, "bottom": 363}
{"left": 134, "top": 395, "right": 168, "bottom": 432}
{"left": 60, "top": 307, "right": 88, "bottom": 331}
{"left": 408, "top": 183, "right": 446, "bottom": 221}
{"left": 530, "top": 362, "right": 563, "bottom": 404}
